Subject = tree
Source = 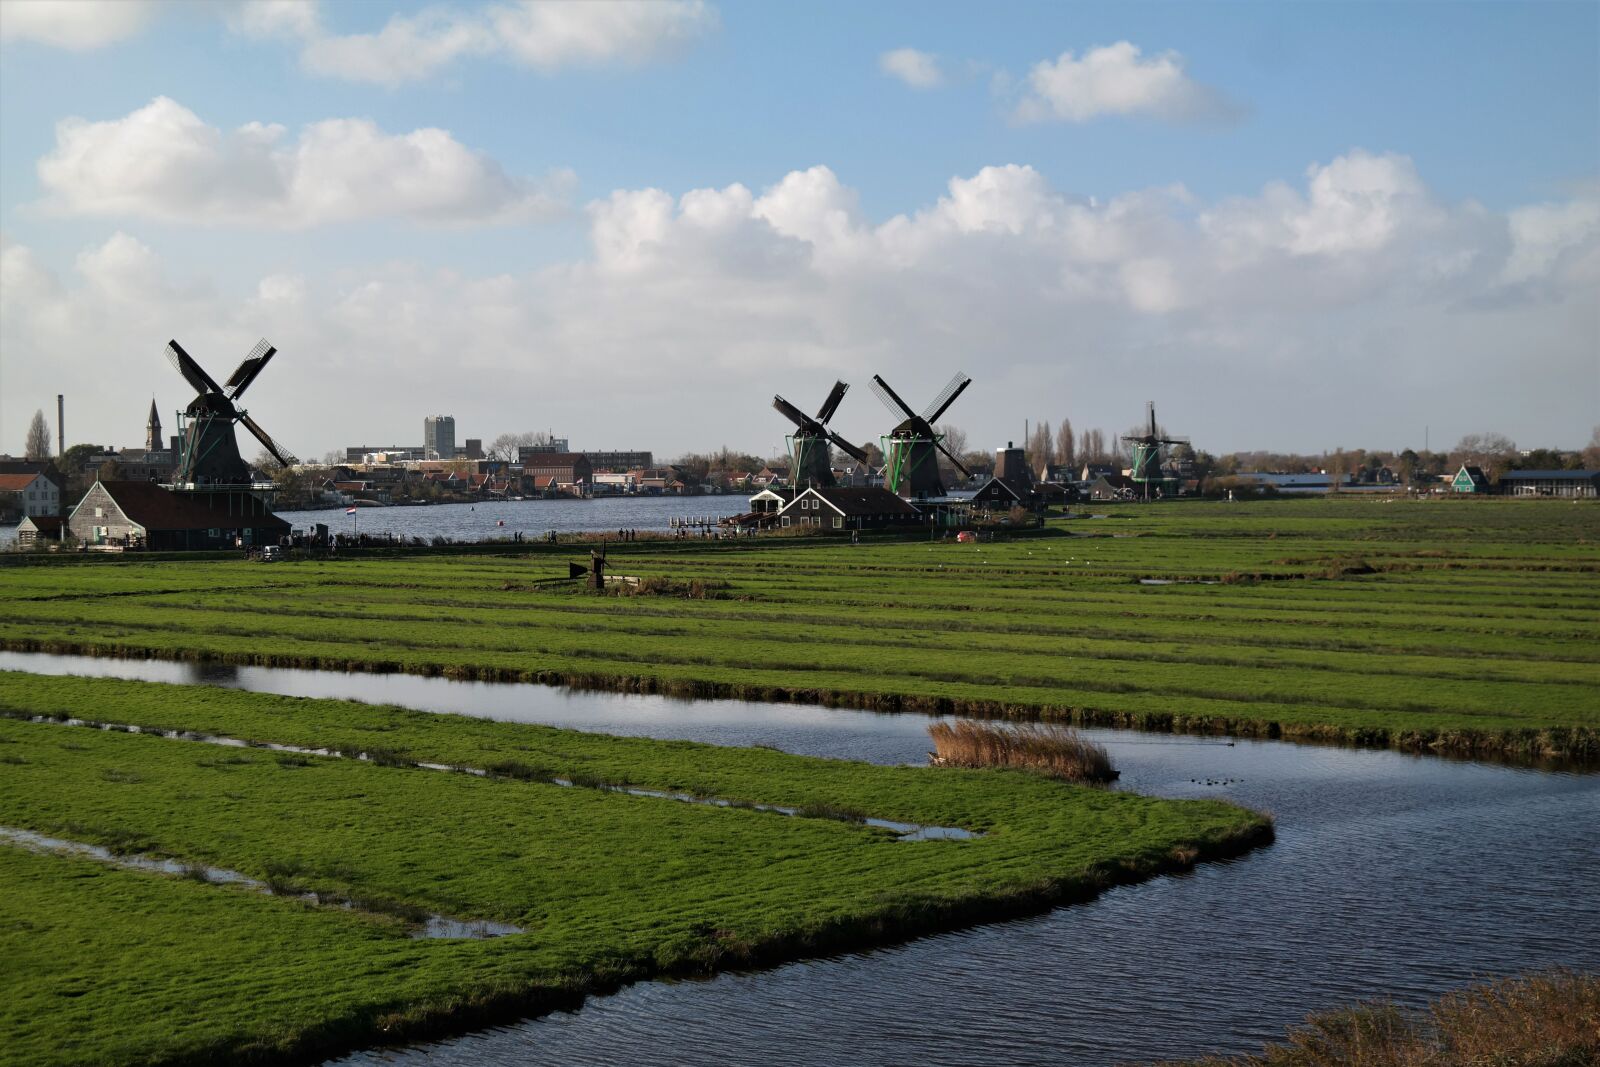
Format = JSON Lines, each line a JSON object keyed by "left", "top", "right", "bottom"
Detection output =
{"left": 487, "top": 430, "right": 555, "bottom": 463}
{"left": 1055, "top": 419, "right": 1075, "bottom": 473}
{"left": 25, "top": 409, "right": 51, "bottom": 460}
{"left": 1585, "top": 427, "right": 1600, "bottom": 471}
{"left": 1451, "top": 432, "right": 1517, "bottom": 480}
{"left": 1025, "top": 420, "right": 1053, "bottom": 471}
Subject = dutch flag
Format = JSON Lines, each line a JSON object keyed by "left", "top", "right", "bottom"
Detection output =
{"left": 346, "top": 506, "right": 357, "bottom": 515}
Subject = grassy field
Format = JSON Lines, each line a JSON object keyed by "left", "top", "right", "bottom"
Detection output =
{"left": 0, "top": 672, "right": 1268, "bottom": 1066}
{"left": 3, "top": 497, "right": 1595, "bottom": 761}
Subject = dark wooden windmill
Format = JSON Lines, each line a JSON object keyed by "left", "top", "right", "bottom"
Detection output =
{"left": 870, "top": 372, "right": 972, "bottom": 498}
{"left": 773, "top": 380, "right": 870, "bottom": 489}
{"left": 165, "top": 339, "right": 296, "bottom": 485}
{"left": 1120, "top": 401, "right": 1188, "bottom": 500}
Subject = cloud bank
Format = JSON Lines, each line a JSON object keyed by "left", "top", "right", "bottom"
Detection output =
{"left": 35, "top": 97, "right": 574, "bottom": 227}
{"left": 4, "top": 154, "right": 1595, "bottom": 458}
{"left": 235, "top": 0, "right": 719, "bottom": 86}
{"left": 0, "top": 0, "right": 157, "bottom": 49}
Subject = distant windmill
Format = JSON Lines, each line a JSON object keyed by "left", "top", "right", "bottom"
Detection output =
{"left": 165, "top": 339, "right": 296, "bottom": 485}
{"left": 773, "top": 380, "right": 870, "bottom": 489}
{"left": 870, "top": 371, "right": 973, "bottom": 498}
{"left": 1120, "top": 401, "right": 1188, "bottom": 500}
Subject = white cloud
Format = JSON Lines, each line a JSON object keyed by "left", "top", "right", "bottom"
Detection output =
{"left": 491, "top": 0, "right": 717, "bottom": 71}
{"left": 0, "top": 0, "right": 157, "bottom": 49}
{"left": 35, "top": 97, "right": 575, "bottom": 227}
{"left": 880, "top": 47, "right": 943, "bottom": 89}
{"left": 228, "top": 0, "right": 716, "bottom": 85}
{"left": 4, "top": 155, "right": 1596, "bottom": 462}
{"left": 1014, "top": 42, "right": 1239, "bottom": 124}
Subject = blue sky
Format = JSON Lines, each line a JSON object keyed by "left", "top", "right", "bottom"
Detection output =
{"left": 2, "top": 1, "right": 1596, "bottom": 459}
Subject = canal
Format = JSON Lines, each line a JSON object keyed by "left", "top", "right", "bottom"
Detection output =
{"left": 1, "top": 650, "right": 1594, "bottom": 1065}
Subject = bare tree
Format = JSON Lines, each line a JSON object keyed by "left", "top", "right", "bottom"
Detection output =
{"left": 1451, "top": 432, "right": 1518, "bottom": 480}
{"left": 487, "top": 431, "right": 555, "bottom": 462}
{"left": 1055, "top": 418, "right": 1075, "bottom": 473}
{"left": 25, "top": 409, "right": 51, "bottom": 460}
{"left": 1025, "top": 420, "right": 1053, "bottom": 471}
{"left": 937, "top": 424, "right": 967, "bottom": 457}
{"left": 1584, "top": 426, "right": 1600, "bottom": 471}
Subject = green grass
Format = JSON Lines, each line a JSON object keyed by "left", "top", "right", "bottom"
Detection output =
{"left": 0, "top": 676, "right": 1268, "bottom": 1066}
{"left": 4, "top": 497, "right": 1595, "bottom": 761}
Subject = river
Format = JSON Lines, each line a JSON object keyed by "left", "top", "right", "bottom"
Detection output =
{"left": 1, "top": 650, "right": 1593, "bottom": 1066}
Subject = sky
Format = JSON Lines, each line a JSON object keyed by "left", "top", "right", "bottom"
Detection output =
{"left": 1, "top": 0, "right": 1596, "bottom": 463}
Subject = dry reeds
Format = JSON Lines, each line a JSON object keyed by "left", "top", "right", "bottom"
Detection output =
{"left": 928, "top": 720, "right": 1116, "bottom": 783}
{"left": 1165, "top": 969, "right": 1600, "bottom": 1067}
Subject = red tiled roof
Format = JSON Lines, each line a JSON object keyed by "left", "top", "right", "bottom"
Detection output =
{"left": 0, "top": 472, "right": 45, "bottom": 491}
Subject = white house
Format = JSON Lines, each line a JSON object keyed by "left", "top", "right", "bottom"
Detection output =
{"left": 0, "top": 471, "right": 61, "bottom": 518}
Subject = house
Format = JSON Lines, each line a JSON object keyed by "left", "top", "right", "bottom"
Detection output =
{"left": 1499, "top": 469, "right": 1599, "bottom": 498}
{"left": 0, "top": 470, "right": 62, "bottom": 518}
{"left": 754, "top": 465, "right": 790, "bottom": 488}
{"left": 777, "top": 486, "right": 923, "bottom": 530}
{"left": 16, "top": 514, "right": 64, "bottom": 547}
{"left": 1451, "top": 465, "right": 1491, "bottom": 493}
{"left": 1087, "top": 473, "right": 1140, "bottom": 501}
{"left": 747, "top": 487, "right": 790, "bottom": 515}
{"left": 67, "top": 480, "right": 288, "bottom": 551}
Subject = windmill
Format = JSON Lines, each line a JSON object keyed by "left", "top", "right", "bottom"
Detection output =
{"left": 773, "top": 380, "right": 870, "bottom": 489}
{"left": 1120, "top": 401, "right": 1188, "bottom": 500}
{"left": 164, "top": 339, "right": 296, "bottom": 486}
{"left": 870, "top": 371, "right": 973, "bottom": 498}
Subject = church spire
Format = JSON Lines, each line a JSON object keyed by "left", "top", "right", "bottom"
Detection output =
{"left": 146, "top": 398, "right": 162, "bottom": 452}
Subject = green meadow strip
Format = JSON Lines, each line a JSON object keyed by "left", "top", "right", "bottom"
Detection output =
{"left": 0, "top": 678, "right": 1268, "bottom": 1067}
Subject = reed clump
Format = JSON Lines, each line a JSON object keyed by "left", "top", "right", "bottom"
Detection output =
{"left": 1167, "top": 969, "right": 1599, "bottom": 1067}
{"left": 928, "top": 720, "right": 1117, "bottom": 783}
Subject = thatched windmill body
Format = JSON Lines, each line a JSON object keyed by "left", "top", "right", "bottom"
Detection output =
{"left": 871, "top": 372, "right": 973, "bottom": 498}
{"left": 164, "top": 339, "right": 296, "bottom": 485}
{"left": 772, "top": 380, "right": 869, "bottom": 489}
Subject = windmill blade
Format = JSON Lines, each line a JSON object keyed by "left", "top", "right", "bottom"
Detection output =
{"left": 935, "top": 439, "right": 971, "bottom": 477}
{"left": 773, "top": 395, "right": 818, "bottom": 432}
{"left": 238, "top": 412, "right": 296, "bottom": 469}
{"left": 814, "top": 380, "right": 849, "bottom": 424}
{"left": 870, "top": 375, "right": 918, "bottom": 420}
{"left": 921, "top": 372, "right": 972, "bottom": 424}
{"left": 225, "top": 339, "right": 277, "bottom": 400}
{"left": 827, "top": 430, "right": 869, "bottom": 463}
{"left": 165, "top": 340, "right": 224, "bottom": 397}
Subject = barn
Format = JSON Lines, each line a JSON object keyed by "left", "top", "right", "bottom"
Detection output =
{"left": 67, "top": 480, "right": 289, "bottom": 551}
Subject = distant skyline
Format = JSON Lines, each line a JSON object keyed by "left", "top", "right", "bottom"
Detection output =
{"left": 2, "top": 0, "right": 1596, "bottom": 461}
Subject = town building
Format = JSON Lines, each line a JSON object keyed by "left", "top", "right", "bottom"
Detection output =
{"left": 67, "top": 480, "right": 288, "bottom": 550}
{"left": 584, "top": 449, "right": 653, "bottom": 471}
{"left": 519, "top": 452, "right": 593, "bottom": 491}
{"left": 423, "top": 416, "right": 457, "bottom": 460}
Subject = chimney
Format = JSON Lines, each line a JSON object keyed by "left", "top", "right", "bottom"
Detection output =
{"left": 56, "top": 395, "right": 64, "bottom": 458}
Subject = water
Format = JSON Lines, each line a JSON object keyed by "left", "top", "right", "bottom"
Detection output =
{"left": 2, "top": 651, "right": 1595, "bottom": 1064}
{"left": 0, "top": 826, "right": 522, "bottom": 940}
{"left": 275, "top": 496, "right": 751, "bottom": 543}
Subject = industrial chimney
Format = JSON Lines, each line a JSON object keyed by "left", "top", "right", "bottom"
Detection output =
{"left": 56, "top": 394, "right": 64, "bottom": 458}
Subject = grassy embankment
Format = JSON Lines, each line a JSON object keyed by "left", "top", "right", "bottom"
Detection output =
{"left": 0, "top": 672, "right": 1269, "bottom": 1067}
{"left": 3, "top": 498, "right": 1595, "bottom": 762}
{"left": 1165, "top": 969, "right": 1599, "bottom": 1067}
